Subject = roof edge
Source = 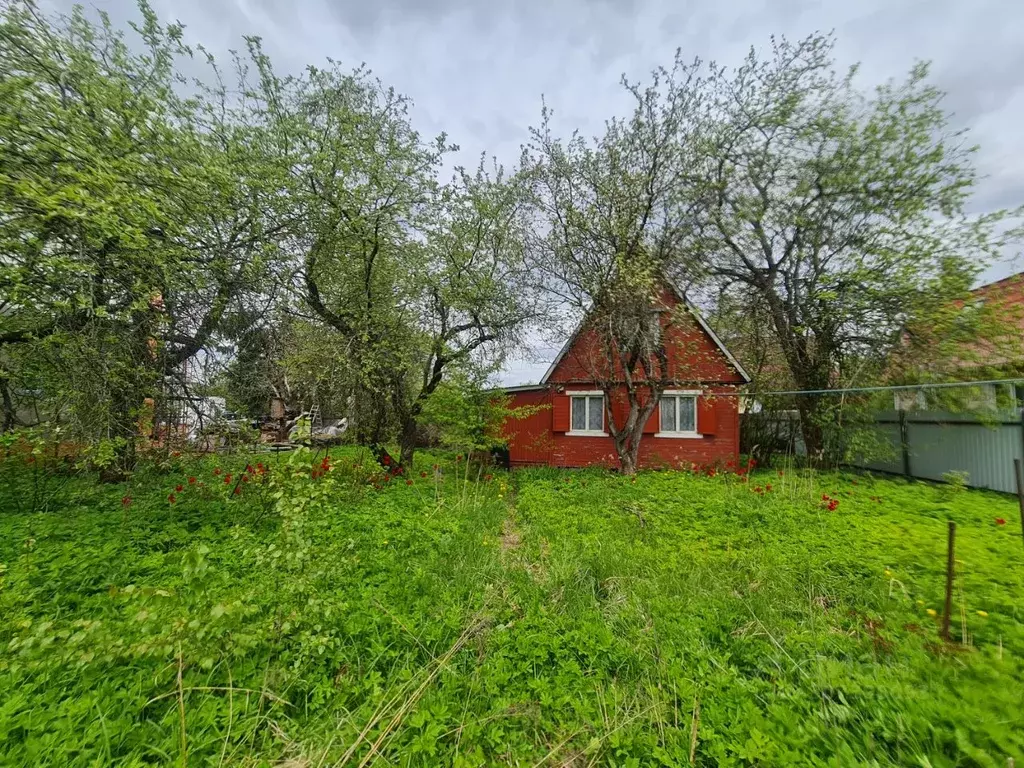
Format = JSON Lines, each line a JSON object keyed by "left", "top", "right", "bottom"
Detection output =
{"left": 539, "top": 284, "right": 751, "bottom": 385}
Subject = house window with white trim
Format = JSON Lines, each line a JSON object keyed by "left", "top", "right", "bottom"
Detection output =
{"left": 659, "top": 393, "right": 697, "bottom": 435}
{"left": 570, "top": 394, "right": 604, "bottom": 434}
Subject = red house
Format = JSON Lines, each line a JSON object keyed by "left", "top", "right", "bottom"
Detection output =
{"left": 501, "top": 287, "right": 750, "bottom": 469}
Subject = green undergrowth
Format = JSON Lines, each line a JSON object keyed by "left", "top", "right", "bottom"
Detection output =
{"left": 1, "top": 449, "right": 1022, "bottom": 766}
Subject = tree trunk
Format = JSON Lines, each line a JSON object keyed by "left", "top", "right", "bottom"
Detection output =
{"left": 619, "top": 442, "right": 640, "bottom": 475}
{"left": 0, "top": 373, "right": 16, "bottom": 432}
{"left": 609, "top": 393, "right": 657, "bottom": 475}
{"left": 398, "top": 416, "right": 417, "bottom": 469}
{"left": 795, "top": 394, "right": 825, "bottom": 461}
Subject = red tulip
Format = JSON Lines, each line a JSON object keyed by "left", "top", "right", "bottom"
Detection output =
{"left": 168, "top": 493, "right": 176, "bottom": 504}
{"left": 213, "top": 468, "right": 222, "bottom": 476}
{"left": 188, "top": 477, "right": 196, "bottom": 485}
{"left": 996, "top": 517, "right": 1007, "bottom": 526}
{"left": 233, "top": 486, "right": 241, "bottom": 495}
{"left": 175, "top": 484, "right": 183, "bottom": 493}
{"left": 121, "top": 495, "right": 132, "bottom": 507}
{"left": 405, "top": 479, "right": 413, "bottom": 486}
{"left": 382, "top": 455, "right": 391, "bottom": 466}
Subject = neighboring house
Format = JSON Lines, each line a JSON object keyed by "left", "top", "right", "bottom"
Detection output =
{"left": 893, "top": 271, "right": 1024, "bottom": 411}
{"left": 501, "top": 287, "right": 750, "bottom": 469}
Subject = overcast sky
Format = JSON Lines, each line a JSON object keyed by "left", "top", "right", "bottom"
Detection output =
{"left": 50, "top": 0, "right": 1024, "bottom": 384}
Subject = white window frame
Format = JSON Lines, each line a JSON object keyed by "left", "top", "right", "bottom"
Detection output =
{"left": 567, "top": 391, "right": 607, "bottom": 436}
{"left": 655, "top": 389, "right": 702, "bottom": 439}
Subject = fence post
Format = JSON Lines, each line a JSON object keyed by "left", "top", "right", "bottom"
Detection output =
{"left": 1015, "top": 459, "right": 1024, "bottom": 551}
{"left": 899, "top": 409, "right": 911, "bottom": 478}
{"left": 942, "top": 521, "right": 956, "bottom": 642}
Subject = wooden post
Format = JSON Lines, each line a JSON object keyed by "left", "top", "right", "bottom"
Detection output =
{"left": 1015, "top": 459, "right": 1024, "bottom": 551}
{"left": 942, "top": 521, "right": 956, "bottom": 641}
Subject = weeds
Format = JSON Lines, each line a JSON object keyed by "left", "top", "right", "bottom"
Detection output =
{"left": 1, "top": 452, "right": 1022, "bottom": 765}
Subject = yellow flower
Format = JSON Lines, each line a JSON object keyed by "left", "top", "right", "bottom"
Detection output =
{"left": 926, "top": 608, "right": 937, "bottom": 617}
{"left": 976, "top": 610, "right": 988, "bottom": 617}
{"left": 916, "top": 600, "right": 925, "bottom": 606}
{"left": 884, "top": 569, "right": 892, "bottom": 577}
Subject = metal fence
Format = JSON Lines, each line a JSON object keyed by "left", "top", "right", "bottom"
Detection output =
{"left": 847, "top": 409, "right": 1024, "bottom": 494}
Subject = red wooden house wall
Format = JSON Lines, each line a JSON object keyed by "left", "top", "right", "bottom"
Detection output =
{"left": 501, "top": 288, "right": 748, "bottom": 470}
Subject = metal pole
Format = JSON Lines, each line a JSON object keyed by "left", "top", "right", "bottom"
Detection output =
{"left": 899, "top": 409, "right": 911, "bottom": 478}
{"left": 942, "top": 521, "right": 956, "bottom": 642}
{"left": 1015, "top": 459, "right": 1024, "bottom": 552}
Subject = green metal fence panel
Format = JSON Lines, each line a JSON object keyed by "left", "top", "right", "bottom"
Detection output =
{"left": 848, "top": 410, "right": 1023, "bottom": 493}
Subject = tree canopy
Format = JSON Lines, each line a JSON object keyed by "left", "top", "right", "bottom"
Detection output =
{"left": 1, "top": 2, "right": 1019, "bottom": 471}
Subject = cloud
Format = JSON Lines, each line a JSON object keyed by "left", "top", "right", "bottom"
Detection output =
{"left": 41, "top": 0, "right": 1024, "bottom": 299}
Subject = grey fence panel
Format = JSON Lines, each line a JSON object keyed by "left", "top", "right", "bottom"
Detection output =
{"left": 852, "top": 421, "right": 903, "bottom": 475}
{"left": 904, "top": 417, "right": 1022, "bottom": 493}
{"left": 748, "top": 407, "right": 1024, "bottom": 493}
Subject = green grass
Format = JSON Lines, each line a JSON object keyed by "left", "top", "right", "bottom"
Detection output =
{"left": 1, "top": 449, "right": 1022, "bottom": 766}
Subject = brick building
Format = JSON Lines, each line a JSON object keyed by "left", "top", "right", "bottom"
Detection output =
{"left": 501, "top": 287, "right": 750, "bottom": 469}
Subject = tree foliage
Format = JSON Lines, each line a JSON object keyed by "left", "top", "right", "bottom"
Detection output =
{"left": 677, "top": 34, "right": 1022, "bottom": 455}
{"left": 0, "top": 1, "right": 288, "bottom": 469}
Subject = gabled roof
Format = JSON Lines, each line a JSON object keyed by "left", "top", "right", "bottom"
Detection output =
{"left": 539, "top": 287, "right": 751, "bottom": 384}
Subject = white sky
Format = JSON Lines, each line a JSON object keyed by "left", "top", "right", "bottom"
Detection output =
{"left": 49, "top": 0, "right": 1024, "bottom": 384}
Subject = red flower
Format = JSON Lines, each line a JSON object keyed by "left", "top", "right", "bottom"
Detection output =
{"left": 245, "top": 464, "right": 254, "bottom": 474}
{"left": 405, "top": 479, "right": 413, "bottom": 486}
{"left": 382, "top": 455, "right": 391, "bottom": 466}
{"left": 383, "top": 474, "right": 391, "bottom": 483}
{"left": 256, "top": 462, "right": 264, "bottom": 471}
{"left": 188, "top": 476, "right": 197, "bottom": 485}
{"left": 420, "top": 471, "right": 428, "bottom": 478}
{"left": 827, "top": 499, "right": 839, "bottom": 511}
{"left": 821, "top": 494, "right": 830, "bottom": 501}
{"left": 168, "top": 493, "right": 176, "bottom": 504}
{"left": 171, "top": 451, "right": 181, "bottom": 458}
{"left": 224, "top": 474, "right": 232, "bottom": 484}
{"left": 175, "top": 484, "right": 183, "bottom": 493}
{"left": 213, "top": 468, "right": 222, "bottom": 476}
{"left": 242, "top": 474, "right": 250, "bottom": 483}
{"left": 765, "top": 483, "right": 772, "bottom": 491}
{"left": 121, "top": 495, "right": 132, "bottom": 507}
{"left": 996, "top": 517, "right": 1007, "bottom": 526}
{"left": 456, "top": 454, "right": 463, "bottom": 462}
{"left": 233, "top": 486, "right": 241, "bottom": 495}
{"left": 484, "top": 473, "right": 493, "bottom": 481}
{"left": 777, "top": 470, "right": 784, "bottom": 477}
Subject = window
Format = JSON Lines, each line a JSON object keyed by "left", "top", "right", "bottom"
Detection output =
{"left": 658, "top": 392, "right": 698, "bottom": 436}
{"left": 569, "top": 394, "right": 605, "bottom": 434}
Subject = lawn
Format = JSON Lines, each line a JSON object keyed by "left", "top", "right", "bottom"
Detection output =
{"left": 1, "top": 448, "right": 1022, "bottom": 766}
